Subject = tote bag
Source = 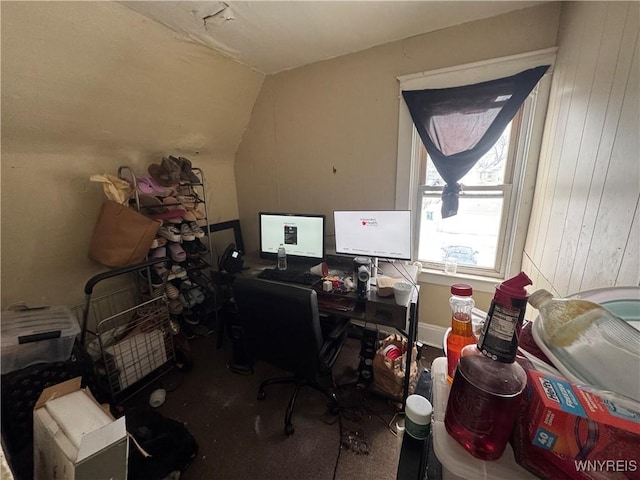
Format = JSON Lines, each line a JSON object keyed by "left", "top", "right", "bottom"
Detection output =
{"left": 89, "top": 200, "right": 161, "bottom": 267}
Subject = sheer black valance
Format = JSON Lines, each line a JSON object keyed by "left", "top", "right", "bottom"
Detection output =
{"left": 402, "top": 65, "right": 549, "bottom": 218}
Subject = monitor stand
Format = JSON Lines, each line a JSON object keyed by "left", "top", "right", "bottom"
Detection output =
{"left": 369, "top": 257, "right": 379, "bottom": 286}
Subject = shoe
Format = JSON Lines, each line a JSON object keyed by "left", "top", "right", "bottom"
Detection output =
{"left": 158, "top": 226, "right": 181, "bottom": 242}
{"left": 189, "top": 222, "right": 205, "bottom": 238}
{"left": 180, "top": 223, "right": 196, "bottom": 241}
{"left": 137, "top": 175, "right": 172, "bottom": 196}
{"left": 169, "top": 299, "right": 184, "bottom": 315}
{"left": 182, "top": 210, "right": 197, "bottom": 222}
{"left": 182, "top": 240, "right": 202, "bottom": 259}
{"left": 193, "top": 238, "right": 208, "bottom": 253}
{"left": 150, "top": 237, "right": 167, "bottom": 249}
{"left": 150, "top": 247, "right": 170, "bottom": 276}
{"left": 139, "top": 268, "right": 163, "bottom": 289}
{"left": 189, "top": 270, "right": 214, "bottom": 293}
{"left": 148, "top": 161, "right": 180, "bottom": 187}
{"left": 167, "top": 242, "right": 187, "bottom": 262}
{"left": 165, "top": 283, "right": 180, "bottom": 300}
{"left": 177, "top": 195, "right": 197, "bottom": 210}
{"left": 176, "top": 156, "right": 201, "bottom": 184}
{"left": 181, "top": 309, "right": 200, "bottom": 325}
{"left": 170, "top": 264, "right": 188, "bottom": 279}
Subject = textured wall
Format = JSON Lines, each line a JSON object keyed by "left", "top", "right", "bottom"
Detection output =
{"left": 234, "top": 3, "right": 561, "bottom": 330}
{"left": 1, "top": 2, "right": 263, "bottom": 308}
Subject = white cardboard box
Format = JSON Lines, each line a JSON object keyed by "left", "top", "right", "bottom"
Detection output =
{"left": 33, "top": 377, "right": 128, "bottom": 480}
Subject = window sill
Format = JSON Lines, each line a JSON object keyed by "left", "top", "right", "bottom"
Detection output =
{"left": 417, "top": 268, "right": 500, "bottom": 294}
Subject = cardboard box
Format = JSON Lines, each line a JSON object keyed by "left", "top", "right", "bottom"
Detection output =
{"left": 527, "top": 370, "right": 640, "bottom": 479}
{"left": 33, "top": 377, "right": 128, "bottom": 480}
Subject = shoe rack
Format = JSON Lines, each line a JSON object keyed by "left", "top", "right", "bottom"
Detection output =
{"left": 118, "top": 162, "right": 219, "bottom": 336}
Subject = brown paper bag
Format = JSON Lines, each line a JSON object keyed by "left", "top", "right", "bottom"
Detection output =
{"left": 88, "top": 200, "right": 161, "bottom": 267}
{"left": 372, "top": 334, "right": 419, "bottom": 399}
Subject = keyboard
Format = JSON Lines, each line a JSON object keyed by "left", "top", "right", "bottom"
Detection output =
{"left": 257, "top": 268, "right": 322, "bottom": 286}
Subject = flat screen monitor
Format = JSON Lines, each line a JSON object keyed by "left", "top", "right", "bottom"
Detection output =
{"left": 259, "top": 212, "right": 326, "bottom": 263}
{"left": 334, "top": 210, "right": 412, "bottom": 260}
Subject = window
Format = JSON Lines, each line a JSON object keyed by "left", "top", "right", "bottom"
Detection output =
{"left": 396, "top": 48, "right": 556, "bottom": 280}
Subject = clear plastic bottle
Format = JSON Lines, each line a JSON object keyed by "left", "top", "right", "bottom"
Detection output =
{"left": 444, "top": 272, "right": 532, "bottom": 461}
{"left": 446, "top": 284, "right": 476, "bottom": 383}
{"left": 277, "top": 244, "right": 287, "bottom": 270}
{"left": 528, "top": 289, "right": 640, "bottom": 401}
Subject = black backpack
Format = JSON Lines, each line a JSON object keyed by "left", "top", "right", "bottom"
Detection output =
{"left": 126, "top": 407, "right": 198, "bottom": 479}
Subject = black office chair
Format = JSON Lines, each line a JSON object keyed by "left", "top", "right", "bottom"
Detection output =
{"left": 232, "top": 276, "right": 349, "bottom": 435}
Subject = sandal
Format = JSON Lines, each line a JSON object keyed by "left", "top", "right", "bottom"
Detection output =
{"left": 167, "top": 242, "right": 187, "bottom": 262}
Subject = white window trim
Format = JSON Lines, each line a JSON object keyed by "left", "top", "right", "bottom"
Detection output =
{"left": 395, "top": 48, "right": 557, "bottom": 293}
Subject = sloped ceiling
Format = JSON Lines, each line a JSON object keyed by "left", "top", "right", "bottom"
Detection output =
{"left": 121, "top": 1, "right": 548, "bottom": 74}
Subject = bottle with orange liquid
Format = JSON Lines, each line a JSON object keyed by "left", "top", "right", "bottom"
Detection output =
{"left": 445, "top": 283, "right": 476, "bottom": 383}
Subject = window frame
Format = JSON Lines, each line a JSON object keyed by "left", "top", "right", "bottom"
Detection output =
{"left": 395, "top": 48, "right": 557, "bottom": 288}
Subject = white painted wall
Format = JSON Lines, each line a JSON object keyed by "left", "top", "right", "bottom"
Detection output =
{"left": 1, "top": 2, "right": 263, "bottom": 308}
{"left": 524, "top": 1, "right": 640, "bottom": 299}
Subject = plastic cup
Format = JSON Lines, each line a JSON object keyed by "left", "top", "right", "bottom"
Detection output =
{"left": 149, "top": 388, "right": 166, "bottom": 408}
{"left": 393, "top": 282, "right": 413, "bottom": 305}
{"left": 444, "top": 257, "right": 458, "bottom": 274}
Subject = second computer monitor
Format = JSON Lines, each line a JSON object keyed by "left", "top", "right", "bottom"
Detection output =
{"left": 334, "top": 210, "right": 412, "bottom": 260}
{"left": 259, "top": 212, "right": 326, "bottom": 263}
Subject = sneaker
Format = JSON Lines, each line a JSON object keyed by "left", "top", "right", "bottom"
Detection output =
{"left": 189, "top": 222, "right": 205, "bottom": 238}
{"left": 158, "top": 226, "right": 181, "bottom": 242}
{"left": 180, "top": 223, "right": 196, "bottom": 241}
{"left": 170, "top": 264, "right": 188, "bottom": 279}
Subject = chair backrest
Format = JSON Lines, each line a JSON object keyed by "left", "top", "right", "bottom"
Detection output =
{"left": 232, "top": 276, "right": 324, "bottom": 378}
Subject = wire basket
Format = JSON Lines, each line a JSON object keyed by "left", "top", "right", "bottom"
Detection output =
{"left": 78, "top": 260, "right": 176, "bottom": 404}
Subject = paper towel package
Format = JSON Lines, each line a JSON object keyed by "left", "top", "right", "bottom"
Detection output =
{"left": 33, "top": 377, "right": 128, "bottom": 480}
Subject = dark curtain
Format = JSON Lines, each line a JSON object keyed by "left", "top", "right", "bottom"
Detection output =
{"left": 402, "top": 65, "right": 549, "bottom": 218}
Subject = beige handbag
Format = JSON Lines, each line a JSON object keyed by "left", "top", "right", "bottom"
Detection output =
{"left": 88, "top": 200, "right": 161, "bottom": 267}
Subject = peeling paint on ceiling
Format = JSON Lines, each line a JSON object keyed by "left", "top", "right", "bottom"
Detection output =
{"left": 120, "top": 1, "right": 549, "bottom": 75}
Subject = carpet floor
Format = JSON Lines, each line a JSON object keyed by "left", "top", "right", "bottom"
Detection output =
{"left": 123, "top": 325, "right": 442, "bottom": 480}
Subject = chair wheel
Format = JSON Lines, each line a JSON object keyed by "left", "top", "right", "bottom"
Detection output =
{"left": 257, "top": 389, "right": 266, "bottom": 400}
{"left": 285, "top": 423, "right": 295, "bottom": 436}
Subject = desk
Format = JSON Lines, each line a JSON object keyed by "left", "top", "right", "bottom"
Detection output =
{"left": 243, "top": 257, "right": 420, "bottom": 408}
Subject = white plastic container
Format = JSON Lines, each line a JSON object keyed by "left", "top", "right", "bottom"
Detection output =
{"left": 1, "top": 306, "right": 80, "bottom": 374}
{"left": 430, "top": 357, "right": 537, "bottom": 480}
{"left": 405, "top": 394, "right": 432, "bottom": 439}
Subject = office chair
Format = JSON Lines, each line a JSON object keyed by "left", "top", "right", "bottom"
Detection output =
{"left": 232, "top": 276, "right": 349, "bottom": 435}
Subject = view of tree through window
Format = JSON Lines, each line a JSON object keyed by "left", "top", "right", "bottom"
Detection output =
{"left": 418, "top": 123, "right": 512, "bottom": 271}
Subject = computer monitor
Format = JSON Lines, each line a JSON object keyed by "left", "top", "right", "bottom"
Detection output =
{"left": 333, "top": 210, "right": 412, "bottom": 261}
{"left": 259, "top": 212, "right": 326, "bottom": 264}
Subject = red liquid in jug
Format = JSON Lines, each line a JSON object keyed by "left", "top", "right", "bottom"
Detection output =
{"left": 444, "top": 355, "right": 524, "bottom": 461}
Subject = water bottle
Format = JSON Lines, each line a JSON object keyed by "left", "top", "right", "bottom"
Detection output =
{"left": 277, "top": 244, "right": 287, "bottom": 270}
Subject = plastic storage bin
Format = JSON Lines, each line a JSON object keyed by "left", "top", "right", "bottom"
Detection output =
{"left": 1, "top": 306, "right": 80, "bottom": 374}
{"left": 431, "top": 357, "right": 537, "bottom": 480}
